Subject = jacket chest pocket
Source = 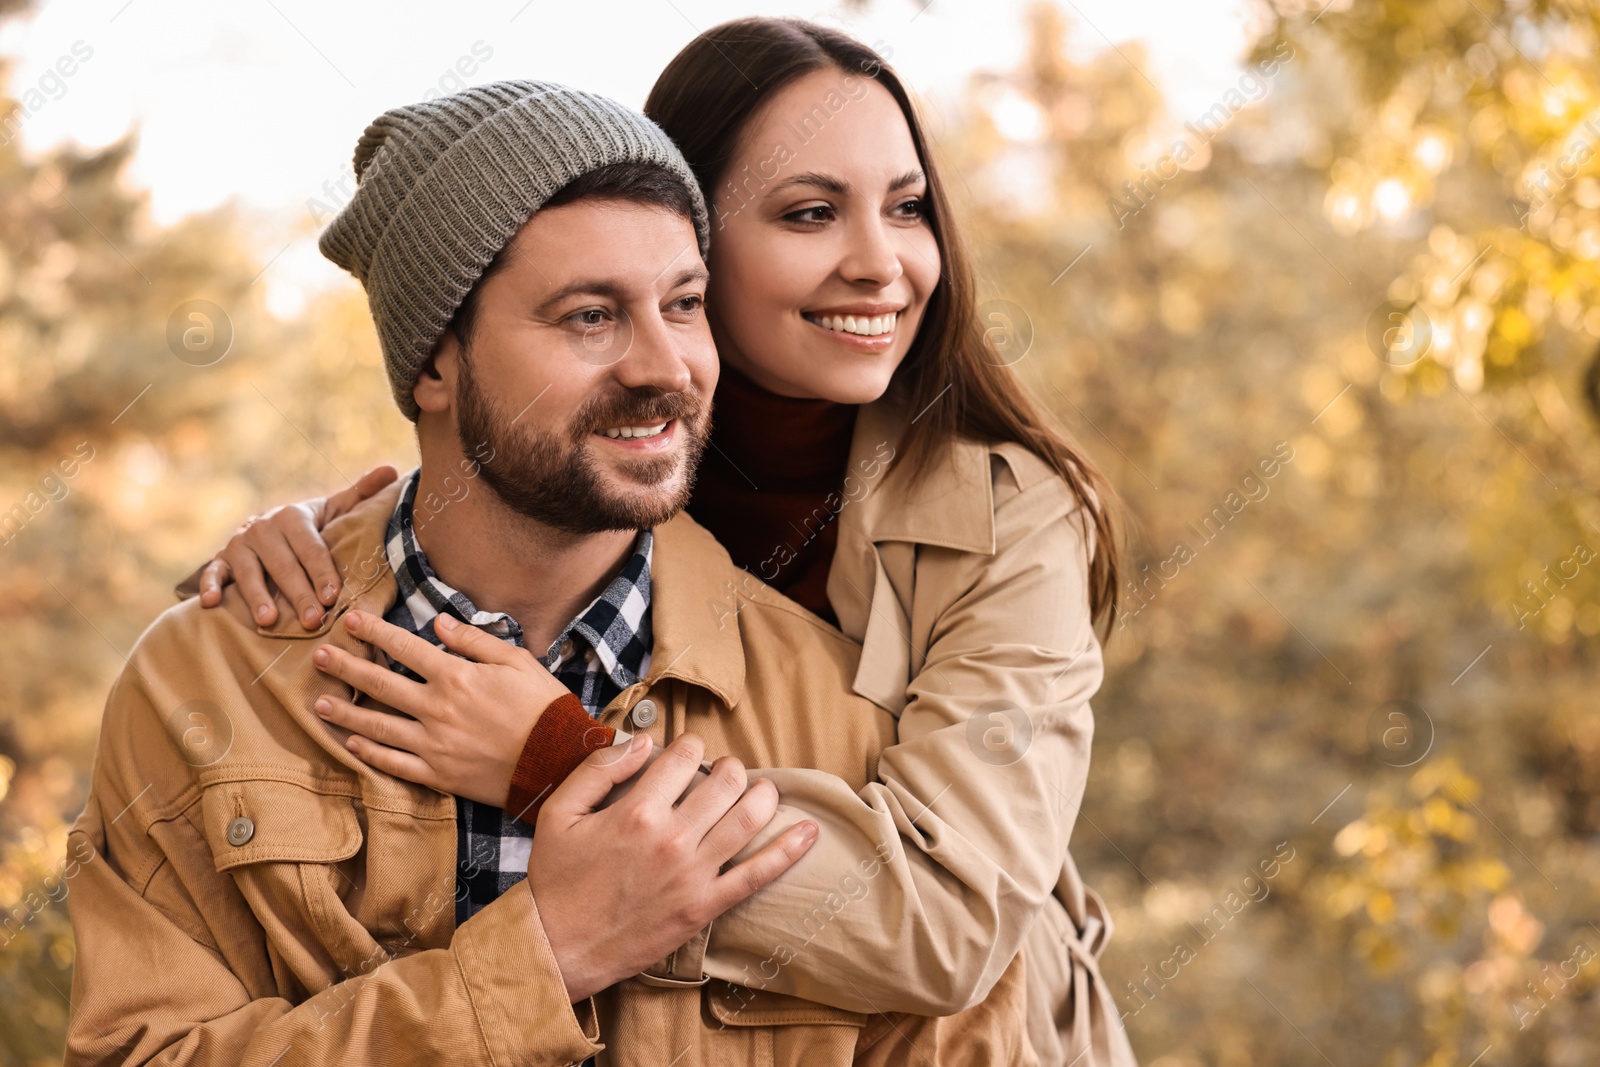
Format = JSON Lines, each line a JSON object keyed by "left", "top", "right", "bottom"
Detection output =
{"left": 201, "top": 776, "right": 363, "bottom": 870}
{"left": 198, "top": 775, "right": 382, "bottom": 993}
{"left": 598, "top": 981, "right": 868, "bottom": 1067}
{"left": 701, "top": 981, "right": 868, "bottom": 1067}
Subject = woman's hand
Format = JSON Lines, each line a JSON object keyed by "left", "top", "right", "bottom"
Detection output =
{"left": 198, "top": 465, "right": 399, "bottom": 629}
{"left": 310, "top": 608, "right": 571, "bottom": 807}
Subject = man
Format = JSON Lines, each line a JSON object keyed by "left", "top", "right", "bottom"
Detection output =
{"left": 63, "top": 81, "right": 1034, "bottom": 1065}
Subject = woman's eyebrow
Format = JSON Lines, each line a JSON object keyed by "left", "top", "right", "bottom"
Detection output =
{"left": 888, "top": 168, "right": 926, "bottom": 192}
{"left": 765, "top": 168, "right": 926, "bottom": 199}
{"left": 768, "top": 171, "right": 848, "bottom": 197}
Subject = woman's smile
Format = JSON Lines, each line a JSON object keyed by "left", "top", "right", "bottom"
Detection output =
{"left": 800, "top": 302, "right": 903, "bottom": 352}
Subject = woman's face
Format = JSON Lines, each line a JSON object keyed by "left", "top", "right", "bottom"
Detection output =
{"left": 705, "top": 66, "right": 942, "bottom": 403}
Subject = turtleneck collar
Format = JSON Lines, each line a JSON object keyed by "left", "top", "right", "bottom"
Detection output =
{"left": 685, "top": 361, "right": 859, "bottom": 623}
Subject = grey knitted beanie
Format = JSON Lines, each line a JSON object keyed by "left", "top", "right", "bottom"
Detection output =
{"left": 319, "top": 79, "right": 711, "bottom": 420}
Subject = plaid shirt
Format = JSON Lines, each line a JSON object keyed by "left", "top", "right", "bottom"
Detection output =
{"left": 379, "top": 469, "right": 651, "bottom": 932}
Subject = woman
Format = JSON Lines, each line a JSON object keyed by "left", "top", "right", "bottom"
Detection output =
{"left": 191, "top": 18, "right": 1135, "bottom": 1066}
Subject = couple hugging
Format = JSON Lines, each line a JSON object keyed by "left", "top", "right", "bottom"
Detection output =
{"left": 64, "top": 15, "right": 1136, "bottom": 1067}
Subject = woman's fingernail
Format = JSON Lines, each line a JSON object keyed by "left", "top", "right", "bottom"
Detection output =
{"left": 313, "top": 647, "right": 329, "bottom": 667}
{"left": 323, "top": 583, "right": 337, "bottom": 602}
{"left": 629, "top": 733, "right": 650, "bottom": 753}
{"left": 256, "top": 605, "right": 271, "bottom": 622}
{"left": 303, "top": 608, "right": 322, "bottom": 626}
{"left": 315, "top": 697, "right": 331, "bottom": 716}
{"left": 800, "top": 822, "right": 819, "bottom": 843}
{"left": 436, "top": 614, "right": 454, "bottom": 631}
{"left": 345, "top": 610, "right": 362, "bottom": 628}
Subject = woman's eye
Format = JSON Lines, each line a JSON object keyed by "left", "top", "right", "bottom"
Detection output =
{"left": 783, "top": 205, "right": 835, "bottom": 225}
{"left": 895, "top": 197, "right": 926, "bottom": 219}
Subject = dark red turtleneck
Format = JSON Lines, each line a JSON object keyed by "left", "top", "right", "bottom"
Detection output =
{"left": 685, "top": 361, "right": 857, "bottom": 625}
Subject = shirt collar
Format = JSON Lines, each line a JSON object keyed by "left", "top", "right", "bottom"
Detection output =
{"left": 383, "top": 467, "right": 652, "bottom": 691}
{"left": 313, "top": 477, "right": 750, "bottom": 717}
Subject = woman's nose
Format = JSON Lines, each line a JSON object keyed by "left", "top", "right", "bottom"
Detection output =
{"left": 839, "top": 216, "right": 907, "bottom": 288}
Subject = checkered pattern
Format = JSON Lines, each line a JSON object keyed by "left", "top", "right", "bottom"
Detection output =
{"left": 378, "top": 469, "right": 651, "bottom": 935}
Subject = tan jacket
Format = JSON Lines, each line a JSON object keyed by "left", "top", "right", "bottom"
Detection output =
{"left": 692, "top": 393, "right": 1135, "bottom": 1067}
{"left": 64, "top": 479, "right": 1038, "bottom": 1066}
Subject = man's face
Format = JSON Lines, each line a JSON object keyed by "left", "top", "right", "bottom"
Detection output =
{"left": 423, "top": 198, "right": 716, "bottom": 534}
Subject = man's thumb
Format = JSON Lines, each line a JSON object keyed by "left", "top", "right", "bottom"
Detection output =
{"left": 549, "top": 733, "right": 653, "bottom": 815}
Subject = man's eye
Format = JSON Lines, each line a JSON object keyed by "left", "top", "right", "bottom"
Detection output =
{"left": 569, "top": 309, "right": 609, "bottom": 328}
{"left": 672, "top": 295, "right": 705, "bottom": 313}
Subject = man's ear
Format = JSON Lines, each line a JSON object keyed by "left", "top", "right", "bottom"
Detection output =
{"left": 414, "top": 335, "right": 458, "bottom": 414}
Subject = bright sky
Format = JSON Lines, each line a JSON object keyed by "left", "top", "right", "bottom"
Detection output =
{"left": 2, "top": 0, "right": 1259, "bottom": 313}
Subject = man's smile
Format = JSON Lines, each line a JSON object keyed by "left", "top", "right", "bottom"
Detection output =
{"left": 591, "top": 418, "right": 679, "bottom": 452}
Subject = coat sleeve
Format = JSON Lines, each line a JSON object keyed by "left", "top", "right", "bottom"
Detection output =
{"left": 698, "top": 461, "right": 1102, "bottom": 1016}
{"left": 63, "top": 642, "right": 605, "bottom": 1067}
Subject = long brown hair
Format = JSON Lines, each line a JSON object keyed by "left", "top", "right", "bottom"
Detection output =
{"left": 644, "top": 16, "right": 1127, "bottom": 638}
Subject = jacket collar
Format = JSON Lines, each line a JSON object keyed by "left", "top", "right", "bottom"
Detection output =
{"left": 845, "top": 391, "right": 997, "bottom": 555}
{"left": 278, "top": 475, "right": 747, "bottom": 713}
{"left": 637, "top": 510, "right": 746, "bottom": 711}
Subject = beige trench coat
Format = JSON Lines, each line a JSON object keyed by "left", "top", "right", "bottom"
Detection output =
{"left": 690, "top": 391, "right": 1137, "bottom": 1067}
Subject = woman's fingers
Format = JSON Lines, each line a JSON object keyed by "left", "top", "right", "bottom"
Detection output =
{"left": 433, "top": 612, "right": 530, "bottom": 668}
{"left": 251, "top": 522, "right": 328, "bottom": 629}
{"left": 341, "top": 610, "right": 458, "bottom": 682}
{"left": 314, "top": 693, "right": 426, "bottom": 755}
{"left": 341, "top": 730, "right": 437, "bottom": 789}
{"left": 198, "top": 559, "right": 230, "bottom": 607}
{"left": 280, "top": 508, "right": 343, "bottom": 609}
{"left": 229, "top": 545, "right": 280, "bottom": 626}
{"left": 312, "top": 640, "right": 429, "bottom": 718}
{"left": 325, "top": 466, "right": 399, "bottom": 522}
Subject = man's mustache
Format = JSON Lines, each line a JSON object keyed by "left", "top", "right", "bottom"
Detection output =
{"left": 572, "top": 389, "right": 706, "bottom": 436}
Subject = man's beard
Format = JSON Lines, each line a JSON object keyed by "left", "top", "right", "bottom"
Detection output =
{"left": 455, "top": 350, "right": 709, "bottom": 535}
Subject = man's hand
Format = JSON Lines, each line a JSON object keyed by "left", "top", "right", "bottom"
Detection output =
{"left": 529, "top": 732, "right": 818, "bottom": 1003}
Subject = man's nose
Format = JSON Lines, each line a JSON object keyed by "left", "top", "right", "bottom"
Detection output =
{"left": 612, "top": 307, "right": 693, "bottom": 395}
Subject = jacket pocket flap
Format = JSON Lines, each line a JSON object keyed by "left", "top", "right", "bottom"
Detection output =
{"left": 201, "top": 777, "right": 363, "bottom": 872}
{"left": 704, "top": 981, "right": 868, "bottom": 1028}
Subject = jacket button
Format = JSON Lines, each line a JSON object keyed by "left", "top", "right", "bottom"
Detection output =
{"left": 226, "top": 816, "right": 255, "bottom": 846}
{"left": 630, "top": 699, "right": 658, "bottom": 728}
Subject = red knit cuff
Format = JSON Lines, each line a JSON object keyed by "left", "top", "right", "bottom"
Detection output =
{"left": 505, "top": 693, "right": 616, "bottom": 826}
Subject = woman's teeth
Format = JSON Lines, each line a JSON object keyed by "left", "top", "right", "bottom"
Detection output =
{"left": 599, "top": 422, "right": 668, "bottom": 440}
{"left": 804, "top": 311, "right": 897, "bottom": 337}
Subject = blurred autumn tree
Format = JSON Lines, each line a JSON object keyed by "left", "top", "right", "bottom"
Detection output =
{"left": 943, "top": 0, "right": 1599, "bottom": 1063}
{"left": 0, "top": 0, "right": 407, "bottom": 1057}
{"left": 3, "top": 0, "right": 1597, "bottom": 1064}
